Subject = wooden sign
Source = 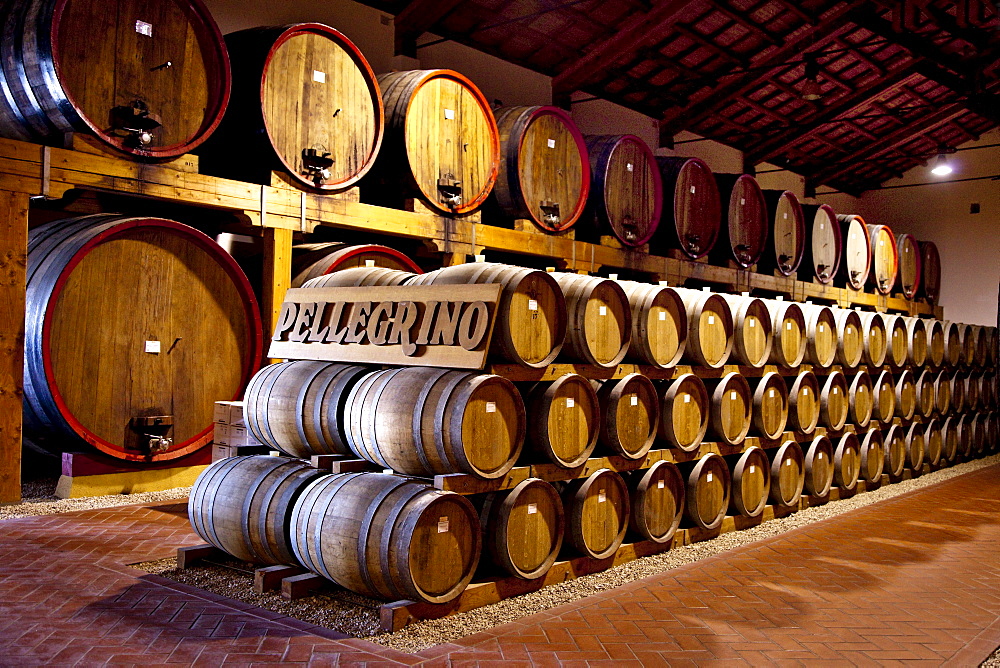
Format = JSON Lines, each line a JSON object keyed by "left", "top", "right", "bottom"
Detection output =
{"left": 267, "top": 284, "right": 503, "bottom": 369}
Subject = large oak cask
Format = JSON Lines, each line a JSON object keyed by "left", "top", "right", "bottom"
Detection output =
{"left": 769, "top": 440, "right": 805, "bottom": 507}
{"left": 712, "top": 174, "right": 769, "bottom": 268}
{"left": 934, "top": 368, "right": 952, "bottom": 415}
{"left": 895, "top": 233, "right": 922, "bottom": 299}
{"left": 551, "top": 273, "right": 631, "bottom": 367}
{"left": 836, "top": 214, "right": 872, "bottom": 291}
{"left": 800, "top": 204, "right": 841, "bottom": 284}
{"left": 758, "top": 190, "right": 805, "bottom": 276}
{"left": 583, "top": 135, "right": 662, "bottom": 247}
{"left": 916, "top": 369, "right": 936, "bottom": 418}
{"left": 626, "top": 461, "right": 685, "bottom": 544}
{"left": 672, "top": 288, "right": 735, "bottom": 368}
{"left": 925, "top": 318, "right": 946, "bottom": 368}
{"left": 291, "top": 242, "right": 422, "bottom": 288}
{"left": 901, "top": 316, "right": 928, "bottom": 368}
{"left": 24, "top": 215, "right": 262, "bottom": 461}
{"left": 943, "top": 321, "right": 963, "bottom": 367}
{"left": 883, "top": 314, "right": 909, "bottom": 369}
{"left": 919, "top": 241, "right": 941, "bottom": 303}
{"left": 923, "top": 418, "right": 943, "bottom": 467}
{"left": 653, "top": 156, "right": 720, "bottom": 259}
{"left": 618, "top": 281, "right": 687, "bottom": 369}
{"left": 561, "top": 468, "right": 630, "bottom": 559}
{"left": 480, "top": 478, "right": 564, "bottom": 579}
{"left": 523, "top": 374, "right": 599, "bottom": 468}
{"left": 680, "top": 454, "right": 731, "bottom": 530}
{"left": 941, "top": 415, "right": 960, "bottom": 464}
{"left": 866, "top": 224, "right": 898, "bottom": 295}
{"left": 658, "top": 373, "right": 710, "bottom": 452}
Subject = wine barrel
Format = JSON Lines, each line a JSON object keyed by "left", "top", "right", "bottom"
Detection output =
{"left": 858, "top": 428, "right": 885, "bottom": 484}
{"left": 583, "top": 135, "right": 662, "bottom": 247}
{"left": 551, "top": 273, "right": 631, "bottom": 367}
{"left": 750, "top": 372, "right": 789, "bottom": 440}
{"left": 618, "top": 281, "right": 687, "bottom": 369}
{"left": 658, "top": 373, "right": 710, "bottom": 452}
{"left": 923, "top": 418, "right": 943, "bottom": 467}
{"left": 712, "top": 174, "right": 769, "bottom": 267}
{"left": 950, "top": 370, "right": 966, "bottom": 413}
{"left": 493, "top": 106, "right": 589, "bottom": 232}
{"left": 981, "top": 372, "right": 996, "bottom": 410}
{"left": 901, "top": 317, "right": 928, "bottom": 368}
{"left": 705, "top": 372, "right": 753, "bottom": 446}
{"left": 855, "top": 311, "right": 888, "bottom": 368}
{"left": 963, "top": 372, "right": 980, "bottom": 411}
{"left": 291, "top": 243, "right": 422, "bottom": 287}
{"left": 596, "top": 373, "right": 659, "bottom": 460}
{"left": 244, "top": 361, "right": 370, "bottom": 458}
{"left": 972, "top": 325, "right": 990, "bottom": 368}
{"left": 883, "top": 314, "right": 909, "bottom": 369}
{"left": 672, "top": 288, "right": 735, "bottom": 368}
{"left": 884, "top": 424, "right": 907, "bottom": 477}
{"left": 373, "top": 69, "right": 499, "bottom": 214}
{"left": 24, "top": 215, "right": 262, "bottom": 461}
{"left": 762, "top": 299, "right": 807, "bottom": 368}
{"left": 799, "top": 303, "right": 838, "bottom": 368}
{"left": 301, "top": 266, "right": 415, "bottom": 287}
{"left": 480, "top": 477, "right": 564, "bottom": 579}
{"left": 409, "top": 263, "right": 567, "bottom": 368}
{"left": 919, "top": 241, "right": 941, "bottom": 303}
{"left": 959, "top": 323, "right": 976, "bottom": 368}
{"left": 189, "top": 455, "right": 323, "bottom": 565}
{"left": 830, "top": 307, "right": 864, "bottom": 369}
{"left": 970, "top": 413, "right": 988, "bottom": 456}
{"left": 789, "top": 370, "right": 821, "bottom": 434}
{"left": 934, "top": 368, "right": 952, "bottom": 414}
{"left": 758, "top": 190, "right": 806, "bottom": 276}
{"left": 0, "top": 0, "right": 230, "bottom": 159}
{"left": 941, "top": 415, "right": 960, "bottom": 464}
{"left": 291, "top": 472, "right": 480, "bottom": 603}
{"left": 832, "top": 432, "right": 861, "bottom": 491}
{"left": 726, "top": 447, "right": 770, "bottom": 518}
{"left": 561, "top": 468, "right": 630, "bottom": 559}
{"left": 803, "top": 435, "right": 835, "bottom": 497}
{"left": 955, "top": 414, "right": 974, "bottom": 459}
{"left": 800, "top": 204, "right": 842, "bottom": 284}
{"left": 836, "top": 214, "right": 872, "bottom": 291}
{"left": 523, "top": 374, "right": 599, "bottom": 468}
{"left": 873, "top": 370, "right": 896, "bottom": 426}
{"left": 626, "top": 461, "right": 685, "bottom": 544}
{"left": 916, "top": 369, "right": 936, "bottom": 418}
{"left": 848, "top": 371, "right": 874, "bottom": 429}
{"left": 681, "top": 454, "right": 731, "bottom": 530}
{"left": 200, "top": 24, "right": 381, "bottom": 191}
{"left": 895, "top": 370, "right": 917, "bottom": 420}
{"left": 719, "top": 294, "right": 773, "bottom": 368}
{"left": 819, "top": 371, "right": 849, "bottom": 431}
{"left": 866, "top": 224, "right": 898, "bottom": 295}
{"left": 344, "top": 367, "right": 524, "bottom": 479}
{"left": 903, "top": 422, "right": 925, "bottom": 472}
{"left": 895, "top": 233, "right": 922, "bottom": 299}
{"left": 943, "top": 321, "right": 963, "bottom": 367}
{"left": 989, "top": 412, "right": 1000, "bottom": 454}
{"left": 654, "top": 156, "right": 720, "bottom": 258}
{"left": 987, "top": 327, "right": 999, "bottom": 367}
{"left": 925, "top": 319, "right": 946, "bottom": 368}
{"left": 769, "top": 440, "right": 805, "bottom": 507}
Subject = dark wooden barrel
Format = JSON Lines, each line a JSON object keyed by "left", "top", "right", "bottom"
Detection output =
{"left": 803, "top": 435, "right": 835, "bottom": 497}
{"left": 819, "top": 371, "right": 849, "bottom": 431}
{"left": 493, "top": 106, "right": 589, "bottom": 232}
{"left": 189, "top": 455, "right": 323, "bottom": 565}
{"left": 680, "top": 454, "right": 731, "bottom": 530}
{"left": 344, "top": 367, "right": 524, "bottom": 479}
{"left": 244, "top": 361, "right": 370, "bottom": 458}
{"left": 883, "top": 424, "right": 907, "bottom": 477}
{"left": 919, "top": 241, "right": 941, "bottom": 303}
{"left": 291, "top": 242, "right": 422, "bottom": 287}
{"left": 410, "top": 263, "right": 567, "bottom": 368}
{"left": 916, "top": 369, "right": 936, "bottom": 418}
{"left": 950, "top": 370, "right": 966, "bottom": 413}
{"left": 934, "top": 368, "right": 952, "bottom": 415}
{"left": 24, "top": 215, "right": 262, "bottom": 461}
{"left": 672, "top": 287, "right": 735, "bottom": 368}
{"left": 524, "top": 374, "right": 599, "bottom": 468}
{"left": 866, "top": 224, "right": 898, "bottom": 295}
{"left": 750, "top": 372, "right": 789, "bottom": 441}
{"left": 925, "top": 318, "right": 946, "bottom": 368}
{"left": 833, "top": 432, "right": 861, "bottom": 491}
{"left": 895, "top": 370, "right": 917, "bottom": 420}
{"left": 831, "top": 307, "right": 864, "bottom": 368}
{"left": 904, "top": 422, "right": 925, "bottom": 472}
{"left": 480, "top": 477, "right": 564, "bottom": 579}
{"left": 901, "top": 316, "right": 929, "bottom": 368}
{"left": 859, "top": 428, "right": 885, "bottom": 484}
{"left": 0, "top": 0, "right": 230, "bottom": 159}
{"left": 199, "top": 24, "right": 382, "bottom": 191}
{"left": 848, "top": 370, "right": 874, "bottom": 429}
{"left": 654, "top": 156, "right": 720, "bottom": 259}
{"left": 618, "top": 281, "right": 687, "bottom": 368}
{"left": 789, "top": 370, "right": 821, "bottom": 434}
{"left": 371, "top": 69, "right": 499, "bottom": 215}
{"left": 855, "top": 311, "right": 888, "bottom": 368}
{"left": 799, "top": 303, "right": 838, "bottom": 368}
{"left": 658, "top": 373, "right": 710, "bottom": 452}
{"left": 763, "top": 299, "right": 806, "bottom": 368}
{"left": 626, "top": 460, "right": 685, "bottom": 544}
{"left": 597, "top": 373, "right": 659, "bottom": 460}
{"left": 705, "top": 372, "right": 753, "bottom": 446}
{"left": 719, "top": 294, "right": 773, "bottom": 368}
{"left": 959, "top": 323, "right": 976, "bottom": 368}
{"left": 941, "top": 415, "right": 960, "bottom": 464}
{"left": 769, "top": 440, "right": 805, "bottom": 507}
{"left": 583, "top": 135, "right": 662, "bottom": 247}
{"left": 873, "top": 370, "right": 896, "bottom": 426}
{"left": 923, "top": 418, "right": 943, "bottom": 467}
{"left": 727, "top": 446, "right": 770, "bottom": 518}
{"left": 551, "top": 273, "right": 631, "bottom": 367}
{"left": 301, "top": 266, "right": 416, "bottom": 287}
{"left": 712, "top": 174, "right": 769, "bottom": 268}
{"left": 972, "top": 325, "right": 990, "bottom": 368}
{"left": 943, "top": 321, "right": 963, "bottom": 367}
{"left": 836, "top": 214, "right": 872, "bottom": 290}
{"left": 758, "top": 190, "right": 805, "bottom": 276}
{"left": 561, "top": 468, "right": 630, "bottom": 559}
{"left": 800, "top": 204, "right": 842, "bottom": 284}
{"left": 291, "top": 472, "right": 480, "bottom": 603}
{"left": 965, "top": 372, "right": 982, "bottom": 411}
{"left": 895, "top": 233, "right": 922, "bottom": 299}
{"left": 955, "top": 414, "right": 974, "bottom": 458}
{"left": 883, "top": 314, "right": 909, "bottom": 369}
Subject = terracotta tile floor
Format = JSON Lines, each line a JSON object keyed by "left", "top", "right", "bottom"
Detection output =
{"left": 2, "top": 466, "right": 1000, "bottom": 666}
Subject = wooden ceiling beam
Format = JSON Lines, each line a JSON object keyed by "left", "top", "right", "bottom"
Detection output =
{"left": 393, "top": 0, "right": 465, "bottom": 56}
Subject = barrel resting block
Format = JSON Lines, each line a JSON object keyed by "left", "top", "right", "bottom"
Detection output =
{"left": 55, "top": 449, "right": 212, "bottom": 499}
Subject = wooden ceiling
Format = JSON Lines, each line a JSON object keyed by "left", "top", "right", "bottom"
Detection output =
{"left": 365, "top": 0, "right": 1000, "bottom": 195}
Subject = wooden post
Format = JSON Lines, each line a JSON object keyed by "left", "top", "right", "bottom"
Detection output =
{"left": 0, "top": 190, "right": 28, "bottom": 504}
{"left": 262, "top": 227, "right": 293, "bottom": 363}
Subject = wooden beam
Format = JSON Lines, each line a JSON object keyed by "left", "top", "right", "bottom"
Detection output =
{"left": 393, "top": 0, "right": 464, "bottom": 56}
{"left": 262, "top": 227, "right": 292, "bottom": 363}
{"left": 0, "top": 190, "right": 27, "bottom": 504}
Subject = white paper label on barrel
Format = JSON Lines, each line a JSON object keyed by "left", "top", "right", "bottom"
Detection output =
{"left": 803, "top": 388, "right": 809, "bottom": 395}
{"left": 659, "top": 311, "right": 667, "bottom": 321}
{"left": 145, "top": 340, "right": 160, "bottom": 354}
{"left": 598, "top": 489, "right": 606, "bottom": 503}
{"left": 630, "top": 395, "right": 638, "bottom": 406}
{"left": 486, "top": 402, "right": 496, "bottom": 413}
{"left": 708, "top": 315, "right": 715, "bottom": 325}
{"left": 528, "top": 299, "right": 538, "bottom": 311}
{"left": 364, "top": 259, "right": 375, "bottom": 267}
{"left": 786, "top": 459, "right": 792, "bottom": 466}
{"left": 787, "top": 322, "right": 793, "bottom": 330}
{"left": 706, "top": 473, "right": 713, "bottom": 482}
{"left": 135, "top": 20, "right": 153, "bottom": 37}
{"left": 749, "top": 320, "right": 755, "bottom": 328}
{"left": 783, "top": 213, "right": 788, "bottom": 219}
{"left": 684, "top": 395, "right": 691, "bottom": 403}
{"left": 444, "top": 108, "right": 455, "bottom": 120}
{"left": 658, "top": 479, "right": 665, "bottom": 489}
{"left": 609, "top": 274, "right": 618, "bottom": 280}
{"left": 833, "top": 387, "right": 838, "bottom": 394}
{"left": 880, "top": 239, "right": 885, "bottom": 246}
{"left": 438, "top": 517, "right": 449, "bottom": 533}
{"left": 599, "top": 305, "right": 607, "bottom": 316}
{"left": 740, "top": 198, "right": 746, "bottom": 206}
{"left": 731, "top": 391, "right": 737, "bottom": 401}
{"left": 313, "top": 70, "right": 326, "bottom": 84}
{"left": 819, "top": 325, "right": 825, "bottom": 332}
{"left": 527, "top": 503, "right": 537, "bottom": 514}
{"left": 851, "top": 234, "right": 856, "bottom": 240}
{"left": 820, "top": 224, "right": 825, "bottom": 230}
{"left": 818, "top": 452, "right": 823, "bottom": 459}
{"left": 769, "top": 389, "right": 775, "bottom": 397}
{"left": 626, "top": 163, "right": 634, "bottom": 172}
{"left": 749, "top": 465, "right": 755, "bottom": 473}
{"left": 690, "top": 186, "right": 696, "bottom": 194}
{"left": 547, "top": 139, "right": 556, "bottom": 148}
{"left": 905, "top": 247, "right": 909, "bottom": 252}
{"left": 565, "top": 398, "right": 574, "bottom": 408}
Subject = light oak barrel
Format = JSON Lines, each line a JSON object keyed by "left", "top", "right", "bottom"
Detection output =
{"left": 758, "top": 189, "right": 806, "bottom": 276}
{"left": 657, "top": 373, "right": 710, "bottom": 452}
{"left": 829, "top": 307, "right": 864, "bottom": 369}
{"left": 749, "top": 372, "right": 789, "bottom": 441}
{"left": 199, "top": 23, "right": 382, "bottom": 192}
{"left": 680, "top": 454, "right": 731, "bottom": 530}
{"left": 866, "top": 224, "right": 898, "bottom": 295}
{"left": 244, "top": 361, "right": 370, "bottom": 457}
{"left": 23, "top": 215, "right": 262, "bottom": 461}
{"left": 291, "top": 242, "right": 422, "bottom": 287}
{"left": 410, "top": 263, "right": 567, "bottom": 368}
{"left": 344, "top": 367, "right": 524, "bottom": 479}
{"left": 0, "top": 0, "right": 230, "bottom": 159}
{"left": 915, "top": 369, "right": 936, "bottom": 418}
{"left": 950, "top": 370, "right": 966, "bottom": 413}
{"left": 671, "top": 287, "right": 735, "bottom": 368}
{"left": 895, "top": 233, "right": 922, "bottom": 300}
{"left": 943, "top": 321, "right": 963, "bottom": 367}
{"left": 799, "top": 203, "right": 841, "bottom": 285}
{"left": 919, "top": 240, "right": 941, "bottom": 303}
{"left": 768, "top": 440, "right": 805, "bottom": 507}
{"left": 835, "top": 214, "right": 872, "bottom": 291}
{"left": 480, "top": 477, "right": 564, "bottom": 579}
{"left": 653, "top": 156, "right": 721, "bottom": 259}
{"left": 626, "top": 460, "right": 685, "bottom": 544}
{"left": 493, "top": 105, "right": 589, "bottom": 232}
{"left": 798, "top": 302, "right": 838, "bottom": 368}
{"left": 848, "top": 370, "right": 874, "bottom": 429}
{"left": 761, "top": 299, "right": 807, "bottom": 368}
{"left": 925, "top": 318, "right": 946, "bottom": 368}
{"left": 934, "top": 368, "right": 952, "bottom": 415}
{"left": 561, "top": 468, "right": 630, "bottom": 559}
{"left": 832, "top": 432, "right": 861, "bottom": 491}
{"left": 819, "top": 371, "right": 849, "bottom": 431}
{"left": 894, "top": 370, "right": 917, "bottom": 420}
{"left": 788, "top": 370, "right": 821, "bottom": 434}
{"left": 923, "top": 418, "right": 943, "bottom": 467}
{"left": 290, "top": 472, "right": 480, "bottom": 603}
{"left": 704, "top": 372, "right": 753, "bottom": 446}
{"left": 711, "top": 173, "right": 769, "bottom": 268}
{"left": 189, "top": 455, "right": 324, "bottom": 565}
{"left": 372, "top": 69, "right": 499, "bottom": 215}
{"left": 941, "top": 415, "right": 960, "bottom": 464}
{"left": 903, "top": 422, "right": 926, "bottom": 472}
{"left": 719, "top": 294, "right": 773, "bottom": 368}
{"left": 883, "top": 313, "right": 910, "bottom": 369}
{"left": 873, "top": 370, "right": 897, "bottom": 426}
{"left": 618, "top": 281, "right": 687, "bottom": 369}
{"left": 583, "top": 135, "right": 662, "bottom": 247}
{"left": 523, "top": 374, "right": 599, "bottom": 468}
{"left": 551, "top": 273, "right": 631, "bottom": 368}
{"left": 858, "top": 428, "right": 885, "bottom": 484}
{"left": 901, "top": 316, "right": 929, "bottom": 368}
{"left": 803, "top": 435, "right": 835, "bottom": 497}
{"left": 726, "top": 446, "right": 770, "bottom": 518}
{"left": 883, "top": 424, "right": 907, "bottom": 477}
{"left": 596, "top": 373, "right": 659, "bottom": 460}
{"left": 854, "top": 310, "right": 888, "bottom": 368}
{"left": 301, "top": 266, "right": 416, "bottom": 287}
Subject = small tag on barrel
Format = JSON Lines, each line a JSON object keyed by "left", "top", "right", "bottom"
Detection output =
{"left": 527, "top": 503, "right": 537, "bottom": 514}
{"left": 437, "top": 517, "right": 449, "bottom": 533}
{"left": 565, "top": 398, "right": 574, "bottom": 408}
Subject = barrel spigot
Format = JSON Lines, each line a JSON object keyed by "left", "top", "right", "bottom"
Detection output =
{"left": 438, "top": 174, "right": 463, "bottom": 210}
{"left": 110, "top": 99, "right": 161, "bottom": 148}
{"left": 301, "top": 148, "right": 334, "bottom": 186}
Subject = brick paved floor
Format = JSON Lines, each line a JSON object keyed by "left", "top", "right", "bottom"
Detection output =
{"left": 1, "top": 467, "right": 1000, "bottom": 666}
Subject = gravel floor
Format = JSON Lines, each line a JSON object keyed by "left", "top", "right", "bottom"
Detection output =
{"left": 0, "top": 481, "right": 192, "bottom": 521}
{"left": 131, "top": 454, "right": 1000, "bottom": 653}
{"left": 983, "top": 646, "right": 1000, "bottom": 667}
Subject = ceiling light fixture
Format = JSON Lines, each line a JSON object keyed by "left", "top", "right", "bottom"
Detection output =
{"left": 801, "top": 56, "right": 823, "bottom": 101}
{"left": 931, "top": 153, "right": 953, "bottom": 176}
